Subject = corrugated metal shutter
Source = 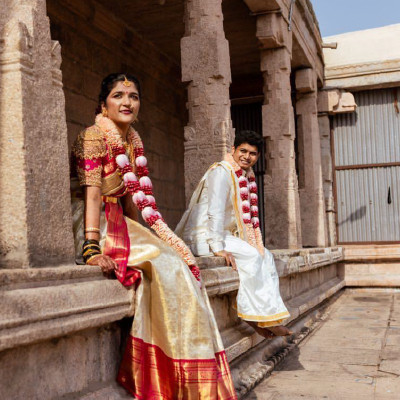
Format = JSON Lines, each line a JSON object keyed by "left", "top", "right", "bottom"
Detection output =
{"left": 231, "top": 103, "right": 266, "bottom": 241}
{"left": 333, "top": 87, "right": 400, "bottom": 243}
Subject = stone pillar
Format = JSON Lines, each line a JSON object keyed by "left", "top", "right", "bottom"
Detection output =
{"left": 318, "top": 113, "right": 337, "bottom": 246}
{"left": 256, "top": 13, "right": 302, "bottom": 249}
{"left": 316, "top": 89, "right": 357, "bottom": 247}
{"left": 295, "top": 68, "right": 327, "bottom": 247}
{"left": 181, "top": 0, "right": 233, "bottom": 201}
{"left": 0, "top": 0, "right": 75, "bottom": 267}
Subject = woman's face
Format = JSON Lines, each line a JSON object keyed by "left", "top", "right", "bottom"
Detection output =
{"left": 103, "top": 81, "right": 140, "bottom": 127}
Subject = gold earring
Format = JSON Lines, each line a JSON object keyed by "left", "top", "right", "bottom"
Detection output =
{"left": 102, "top": 108, "right": 108, "bottom": 117}
{"left": 133, "top": 117, "right": 139, "bottom": 124}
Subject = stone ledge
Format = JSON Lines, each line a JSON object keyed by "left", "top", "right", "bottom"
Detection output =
{"left": 0, "top": 247, "right": 343, "bottom": 352}
{"left": 346, "top": 274, "right": 400, "bottom": 287}
{"left": 0, "top": 264, "right": 104, "bottom": 290}
{"left": 200, "top": 247, "right": 343, "bottom": 297}
{"left": 273, "top": 247, "right": 343, "bottom": 278}
{"left": 0, "top": 267, "right": 134, "bottom": 352}
{"left": 343, "top": 245, "right": 400, "bottom": 262}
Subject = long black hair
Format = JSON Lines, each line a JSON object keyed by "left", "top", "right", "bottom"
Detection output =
{"left": 96, "top": 73, "right": 141, "bottom": 113}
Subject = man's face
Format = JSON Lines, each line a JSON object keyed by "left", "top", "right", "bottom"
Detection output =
{"left": 232, "top": 143, "right": 259, "bottom": 170}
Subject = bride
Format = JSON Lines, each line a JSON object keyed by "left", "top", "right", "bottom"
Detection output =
{"left": 70, "top": 73, "right": 237, "bottom": 399}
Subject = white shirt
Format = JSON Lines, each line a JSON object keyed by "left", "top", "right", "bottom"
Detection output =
{"left": 176, "top": 164, "right": 238, "bottom": 256}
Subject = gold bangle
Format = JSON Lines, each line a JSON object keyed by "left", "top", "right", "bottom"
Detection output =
{"left": 84, "top": 227, "right": 100, "bottom": 233}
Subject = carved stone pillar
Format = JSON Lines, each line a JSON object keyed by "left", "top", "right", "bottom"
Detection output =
{"left": 318, "top": 113, "right": 337, "bottom": 246}
{"left": 295, "top": 68, "right": 327, "bottom": 247}
{"left": 181, "top": 0, "right": 233, "bottom": 202}
{"left": 0, "top": 0, "right": 74, "bottom": 267}
{"left": 256, "top": 13, "right": 302, "bottom": 249}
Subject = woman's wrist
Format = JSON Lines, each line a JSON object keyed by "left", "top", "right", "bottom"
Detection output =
{"left": 83, "top": 239, "right": 102, "bottom": 264}
{"left": 85, "top": 231, "right": 100, "bottom": 241}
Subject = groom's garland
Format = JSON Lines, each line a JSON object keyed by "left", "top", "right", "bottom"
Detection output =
{"left": 225, "top": 153, "right": 264, "bottom": 255}
{"left": 96, "top": 114, "right": 201, "bottom": 283}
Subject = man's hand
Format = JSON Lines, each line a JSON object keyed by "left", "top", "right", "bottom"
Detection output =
{"left": 214, "top": 250, "right": 237, "bottom": 271}
{"left": 87, "top": 254, "right": 118, "bottom": 278}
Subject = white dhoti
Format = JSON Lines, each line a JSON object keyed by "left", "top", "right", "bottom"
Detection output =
{"left": 224, "top": 235, "right": 289, "bottom": 326}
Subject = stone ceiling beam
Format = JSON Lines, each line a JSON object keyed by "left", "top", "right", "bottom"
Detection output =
{"left": 244, "top": 0, "right": 324, "bottom": 83}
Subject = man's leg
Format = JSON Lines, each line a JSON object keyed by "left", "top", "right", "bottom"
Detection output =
{"left": 224, "top": 235, "right": 291, "bottom": 337}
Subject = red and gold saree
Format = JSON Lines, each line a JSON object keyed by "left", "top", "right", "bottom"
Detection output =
{"left": 71, "top": 121, "right": 237, "bottom": 399}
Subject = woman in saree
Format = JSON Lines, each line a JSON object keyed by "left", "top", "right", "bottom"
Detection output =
{"left": 71, "top": 73, "right": 237, "bottom": 399}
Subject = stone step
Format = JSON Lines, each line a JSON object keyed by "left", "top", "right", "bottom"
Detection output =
{"left": 77, "top": 382, "right": 132, "bottom": 399}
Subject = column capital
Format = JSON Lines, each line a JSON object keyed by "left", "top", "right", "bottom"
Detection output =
{"left": 317, "top": 89, "right": 357, "bottom": 114}
{"left": 256, "top": 12, "right": 292, "bottom": 51}
{"left": 295, "top": 68, "right": 317, "bottom": 94}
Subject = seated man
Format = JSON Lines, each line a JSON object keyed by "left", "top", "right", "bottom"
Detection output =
{"left": 176, "top": 130, "right": 291, "bottom": 338}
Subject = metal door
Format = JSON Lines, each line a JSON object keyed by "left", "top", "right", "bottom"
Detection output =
{"left": 333, "top": 88, "right": 400, "bottom": 243}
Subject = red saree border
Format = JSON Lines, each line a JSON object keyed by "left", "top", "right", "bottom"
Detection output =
{"left": 104, "top": 201, "right": 141, "bottom": 287}
{"left": 117, "top": 336, "right": 237, "bottom": 400}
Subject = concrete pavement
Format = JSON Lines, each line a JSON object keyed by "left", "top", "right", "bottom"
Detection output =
{"left": 245, "top": 290, "right": 400, "bottom": 400}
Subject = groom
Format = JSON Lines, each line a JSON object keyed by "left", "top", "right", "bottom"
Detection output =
{"left": 176, "top": 130, "right": 291, "bottom": 338}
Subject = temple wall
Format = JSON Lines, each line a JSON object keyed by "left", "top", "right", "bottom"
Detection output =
{"left": 46, "top": 0, "right": 188, "bottom": 228}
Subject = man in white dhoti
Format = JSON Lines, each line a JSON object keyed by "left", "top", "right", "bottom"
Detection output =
{"left": 176, "top": 130, "right": 291, "bottom": 338}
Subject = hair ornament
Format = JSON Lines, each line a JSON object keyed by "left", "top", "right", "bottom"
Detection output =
{"left": 123, "top": 76, "right": 132, "bottom": 87}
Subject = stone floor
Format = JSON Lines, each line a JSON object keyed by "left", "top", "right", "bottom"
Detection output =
{"left": 246, "top": 289, "right": 400, "bottom": 400}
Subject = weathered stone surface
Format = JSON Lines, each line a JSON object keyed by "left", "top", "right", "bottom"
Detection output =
{"left": 258, "top": 33, "right": 302, "bottom": 249}
{"left": 0, "top": 324, "right": 125, "bottom": 400}
{"left": 0, "top": 266, "right": 134, "bottom": 352}
{"left": 0, "top": 0, "right": 75, "bottom": 268}
{"left": 318, "top": 113, "right": 337, "bottom": 246}
{"left": 181, "top": 0, "right": 233, "bottom": 202}
{"left": 317, "top": 88, "right": 357, "bottom": 114}
{"left": 295, "top": 68, "right": 327, "bottom": 247}
{"left": 256, "top": 12, "right": 291, "bottom": 50}
{"left": 340, "top": 245, "right": 400, "bottom": 288}
{"left": 46, "top": 0, "right": 188, "bottom": 229}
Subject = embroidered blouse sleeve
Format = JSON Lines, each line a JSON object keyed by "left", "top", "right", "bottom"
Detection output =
{"left": 206, "top": 166, "right": 231, "bottom": 253}
{"left": 72, "top": 128, "right": 106, "bottom": 187}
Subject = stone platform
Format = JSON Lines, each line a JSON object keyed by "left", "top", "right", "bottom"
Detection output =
{"left": 246, "top": 289, "right": 400, "bottom": 400}
{"left": 0, "top": 247, "right": 343, "bottom": 399}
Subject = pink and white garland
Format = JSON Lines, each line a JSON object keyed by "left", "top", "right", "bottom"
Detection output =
{"left": 225, "top": 153, "right": 264, "bottom": 256}
{"left": 95, "top": 114, "right": 201, "bottom": 283}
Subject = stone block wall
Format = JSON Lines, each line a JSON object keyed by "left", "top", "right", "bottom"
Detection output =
{"left": 46, "top": 0, "right": 188, "bottom": 227}
{"left": 0, "top": 323, "right": 124, "bottom": 399}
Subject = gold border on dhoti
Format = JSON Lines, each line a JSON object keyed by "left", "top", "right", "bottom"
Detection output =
{"left": 237, "top": 310, "right": 290, "bottom": 322}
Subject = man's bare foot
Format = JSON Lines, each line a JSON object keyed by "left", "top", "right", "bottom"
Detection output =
{"left": 266, "top": 325, "right": 292, "bottom": 337}
{"left": 246, "top": 321, "right": 275, "bottom": 339}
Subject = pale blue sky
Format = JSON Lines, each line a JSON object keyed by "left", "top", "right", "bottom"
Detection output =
{"left": 311, "top": 0, "right": 400, "bottom": 38}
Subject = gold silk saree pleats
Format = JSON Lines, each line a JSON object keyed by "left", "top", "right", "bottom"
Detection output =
{"left": 117, "top": 219, "right": 237, "bottom": 400}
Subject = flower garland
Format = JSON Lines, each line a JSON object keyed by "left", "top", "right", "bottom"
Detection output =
{"left": 224, "top": 153, "right": 264, "bottom": 255}
{"left": 95, "top": 114, "right": 201, "bottom": 283}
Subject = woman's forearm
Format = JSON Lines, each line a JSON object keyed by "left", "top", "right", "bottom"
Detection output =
{"left": 84, "top": 186, "right": 102, "bottom": 240}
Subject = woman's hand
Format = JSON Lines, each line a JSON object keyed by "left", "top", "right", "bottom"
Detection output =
{"left": 214, "top": 250, "right": 237, "bottom": 271}
{"left": 87, "top": 254, "right": 118, "bottom": 278}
